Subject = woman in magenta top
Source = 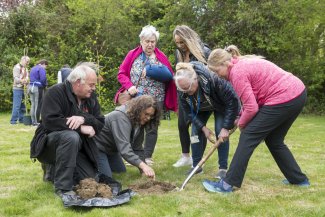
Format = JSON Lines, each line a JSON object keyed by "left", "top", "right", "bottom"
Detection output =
{"left": 114, "top": 25, "right": 177, "bottom": 166}
{"left": 202, "top": 45, "right": 309, "bottom": 193}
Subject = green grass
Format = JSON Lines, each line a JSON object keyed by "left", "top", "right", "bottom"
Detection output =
{"left": 0, "top": 113, "right": 324, "bottom": 217}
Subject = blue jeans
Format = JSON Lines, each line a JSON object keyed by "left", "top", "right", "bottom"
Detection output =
{"left": 97, "top": 150, "right": 126, "bottom": 178}
{"left": 10, "top": 89, "right": 26, "bottom": 124}
{"left": 191, "top": 111, "right": 229, "bottom": 169}
{"left": 29, "top": 86, "right": 39, "bottom": 124}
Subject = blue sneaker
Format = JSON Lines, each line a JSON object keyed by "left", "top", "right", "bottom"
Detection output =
{"left": 282, "top": 179, "right": 310, "bottom": 187}
{"left": 202, "top": 179, "right": 233, "bottom": 193}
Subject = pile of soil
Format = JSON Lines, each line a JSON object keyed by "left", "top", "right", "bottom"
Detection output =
{"left": 129, "top": 180, "right": 176, "bottom": 195}
{"left": 75, "top": 178, "right": 112, "bottom": 199}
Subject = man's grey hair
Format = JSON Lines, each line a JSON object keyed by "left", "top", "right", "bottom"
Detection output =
{"left": 21, "top": 56, "right": 30, "bottom": 62}
{"left": 67, "top": 62, "right": 98, "bottom": 84}
{"left": 139, "top": 25, "right": 160, "bottom": 41}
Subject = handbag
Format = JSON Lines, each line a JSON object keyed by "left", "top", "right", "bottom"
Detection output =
{"left": 117, "top": 72, "right": 143, "bottom": 105}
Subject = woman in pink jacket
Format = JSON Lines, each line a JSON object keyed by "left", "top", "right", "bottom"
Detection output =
{"left": 114, "top": 25, "right": 177, "bottom": 166}
{"left": 203, "top": 45, "right": 309, "bottom": 193}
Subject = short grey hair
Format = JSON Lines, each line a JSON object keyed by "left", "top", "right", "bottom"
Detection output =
{"left": 21, "top": 56, "right": 30, "bottom": 62}
{"left": 67, "top": 62, "right": 97, "bottom": 84}
{"left": 139, "top": 25, "right": 160, "bottom": 41}
{"left": 174, "top": 62, "right": 197, "bottom": 91}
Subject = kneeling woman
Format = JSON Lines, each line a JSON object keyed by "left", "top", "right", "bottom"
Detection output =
{"left": 94, "top": 95, "right": 160, "bottom": 179}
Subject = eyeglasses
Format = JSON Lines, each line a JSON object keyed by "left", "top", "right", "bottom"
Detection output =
{"left": 144, "top": 112, "right": 154, "bottom": 120}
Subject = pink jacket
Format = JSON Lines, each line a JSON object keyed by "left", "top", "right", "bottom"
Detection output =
{"left": 114, "top": 46, "right": 177, "bottom": 111}
{"left": 228, "top": 58, "right": 305, "bottom": 128}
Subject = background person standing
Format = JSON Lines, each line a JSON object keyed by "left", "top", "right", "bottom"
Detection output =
{"left": 29, "top": 59, "right": 48, "bottom": 124}
{"left": 10, "top": 55, "right": 30, "bottom": 125}
{"left": 172, "top": 25, "right": 212, "bottom": 170}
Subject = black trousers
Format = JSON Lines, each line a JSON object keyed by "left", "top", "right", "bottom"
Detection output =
{"left": 38, "top": 130, "right": 96, "bottom": 191}
{"left": 36, "top": 87, "right": 44, "bottom": 122}
{"left": 225, "top": 90, "right": 308, "bottom": 188}
{"left": 144, "top": 101, "right": 164, "bottom": 159}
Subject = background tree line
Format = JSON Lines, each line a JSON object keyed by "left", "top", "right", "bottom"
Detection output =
{"left": 0, "top": 0, "right": 324, "bottom": 113}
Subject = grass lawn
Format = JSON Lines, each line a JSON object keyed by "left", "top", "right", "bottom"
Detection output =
{"left": 0, "top": 113, "right": 324, "bottom": 217}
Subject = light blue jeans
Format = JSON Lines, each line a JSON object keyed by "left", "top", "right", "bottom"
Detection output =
{"left": 191, "top": 111, "right": 229, "bottom": 169}
{"left": 10, "top": 89, "right": 26, "bottom": 124}
{"left": 29, "top": 86, "right": 39, "bottom": 124}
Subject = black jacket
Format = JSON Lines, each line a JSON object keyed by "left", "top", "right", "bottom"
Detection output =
{"left": 179, "top": 61, "right": 240, "bottom": 130}
{"left": 33, "top": 81, "right": 104, "bottom": 166}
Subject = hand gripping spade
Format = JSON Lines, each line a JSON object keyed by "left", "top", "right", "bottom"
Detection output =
{"left": 179, "top": 127, "right": 237, "bottom": 191}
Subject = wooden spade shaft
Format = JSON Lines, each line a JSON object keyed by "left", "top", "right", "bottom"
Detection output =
{"left": 179, "top": 127, "right": 236, "bottom": 191}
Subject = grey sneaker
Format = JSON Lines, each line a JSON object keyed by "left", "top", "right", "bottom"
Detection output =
{"left": 186, "top": 167, "right": 203, "bottom": 175}
{"left": 215, "top": 169, "right": 227, "bottom": 179}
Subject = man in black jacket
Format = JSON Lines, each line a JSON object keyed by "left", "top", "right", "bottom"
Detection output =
{"left": 33, "top": 62, "right": 104, "bottom": 198}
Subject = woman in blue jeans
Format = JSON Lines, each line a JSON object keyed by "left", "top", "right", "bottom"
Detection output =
{"left": 174, "top": 62, "right": 239, "bottom": 176}
{"left": 93, "top": 95, "right": 161, "bottom": 179}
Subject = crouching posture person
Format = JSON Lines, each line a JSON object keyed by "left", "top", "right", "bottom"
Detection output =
{"left": 174, "top": 62, "right": 239, "bottom": 176}
{"left": 203, "top": 45, "right": 310, "bottom": 193}
{"left": 93, "top": 95, "right": 160, "bottom": 180}
{"left": 31, "top": 62, "right": 104, "bottom": 199}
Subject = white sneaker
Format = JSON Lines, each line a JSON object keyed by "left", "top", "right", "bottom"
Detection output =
{"left": 173, "top": 156, "right": 193, "bottom": 167}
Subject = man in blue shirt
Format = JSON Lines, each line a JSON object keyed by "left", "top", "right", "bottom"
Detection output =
{"left": 29, "top": 59, "right": 48, "bottom": 125}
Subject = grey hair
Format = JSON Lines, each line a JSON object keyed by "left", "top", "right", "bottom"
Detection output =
{"left": 139, "top": 25, "right": 160, "bottom": 41}
{"left": 21, "top": 56, "right": 30, "bottom": 62}
{"left": 174, "top": 62, "right": 197, "bottom": 90}
{"left": 67, "top": 62, "right": 97, "bottom": 84}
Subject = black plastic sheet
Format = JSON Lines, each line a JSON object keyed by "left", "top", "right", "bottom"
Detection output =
{"left": 62, "top": 173, "right": 135, "bottom": 208}
{"left": 62, "top": 189, "right": 134, "bottom": 207}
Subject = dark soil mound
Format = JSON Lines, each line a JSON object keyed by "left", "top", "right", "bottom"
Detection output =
{"left": 129, "top": 180, "right": 176, "bottom": 195}
{"left": 75, "top": 178, "right": 112, "bottom": 199}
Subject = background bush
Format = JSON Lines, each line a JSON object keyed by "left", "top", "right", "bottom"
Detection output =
{"left": 0, "top": 0, "right": 324, "bottom": 113}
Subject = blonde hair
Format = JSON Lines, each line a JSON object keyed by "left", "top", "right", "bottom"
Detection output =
{"left": 174, "top": 62, "right": 197, "bottom": 90}
{"left": 208, "top": 45, "right": 264, "bottom": 69}
{"left": 173, "top": 25, "right": 206, "bottom": 63}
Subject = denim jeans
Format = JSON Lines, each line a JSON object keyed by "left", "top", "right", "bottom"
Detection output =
{"left": 10, "top": 89, "right": 26, "bottom": 124}
{"left": 29, "top": 86, "right": 39, "bottom": 124}
{"left": 97, "top": 150, "right": 126, "bottom": 178}
{"left": 191, "top": 111, "right": 229, "bottom": 169}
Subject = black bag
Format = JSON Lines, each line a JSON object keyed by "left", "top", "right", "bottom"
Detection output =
{"left": 30, "top": 125, "right": 48, "bottom": 159}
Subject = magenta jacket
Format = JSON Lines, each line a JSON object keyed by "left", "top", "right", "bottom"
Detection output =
{"left": 228, "top": 58, "right": 305, "bottom": 128}
{"left": 114, "top": 46, "right": 178, "bottom": 111}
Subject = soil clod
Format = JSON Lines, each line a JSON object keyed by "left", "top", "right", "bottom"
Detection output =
{"left": 75, "top": 178, "right": 112, "bottom": 199}
{"left": 129, "top": 180, "right": 176, "bottom": 195}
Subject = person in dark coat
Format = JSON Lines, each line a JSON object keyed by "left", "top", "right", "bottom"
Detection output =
{"left": 172, "top": 25, "right": 213, "bottom": 172}
{"left": 31, "top": 62, "right": 104, "bottom": 199}
{"left": 174, "top": 61, "right": 240, "bottom": 175}
{"left": 57, "top": 64, "right": 72, "bottom": 83}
